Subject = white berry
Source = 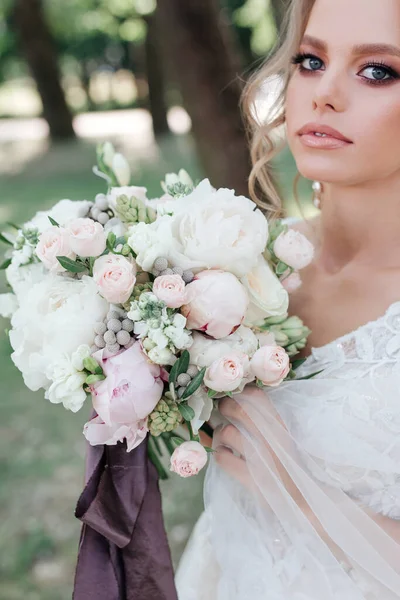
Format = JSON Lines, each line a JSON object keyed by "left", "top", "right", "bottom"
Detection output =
{"left": 161, "top": 268, "right": 173, "bottom": 276}
{"left": 97, "top": 212, "right": 110, "bottom": 225}
{"left": 182, "top": 270, "right": 194, "bottom": 283}
{"left": 107, "top": 342, "right": 120, "bottom": 354}
{"left": 107, "top": 318, "right": 122, "bottom": 333}
{"left": 154, "top": 257, "right": 168, "bottom": 272}
{"left": 90, "top": 207, "right": 101, "bottom": 221}
{"left": 95, "top": 193, "right": 109, "bottom": 211}
{"left": 104, "top": 330, "right": 116, "bottom": 345}
{"left": 172, "top": 267, "right": 184, "bottom": 276}
{"left": 116, "top": 330, "right": 131, "bottom": 345}
{"left": 121, "top": 319, "right": 134, "bottom": 332}
{"left": 94, "top": 322, "right": 107, "bottom": 335}
{"left": 177, "top": 373, "right": 191, "bottom": 387}
{"left": 187, "top": 365, "right": 198, "bottom": 378}
{"left": 107, "top": 310, "right": 120, "bottom": 321}
{"left": 177, "top": 387, "right": 186, "bottom": 398}
{"left": 94, "top": 335, "right": 106, "bottom": 348}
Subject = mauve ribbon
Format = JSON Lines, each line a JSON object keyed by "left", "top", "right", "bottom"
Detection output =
{"left": 73, "top": 437, "right": 178, "bottom": 600}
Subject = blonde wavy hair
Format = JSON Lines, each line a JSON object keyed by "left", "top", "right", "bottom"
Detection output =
{"left": 242, "top": 0, "right": 317, "bottom": 219}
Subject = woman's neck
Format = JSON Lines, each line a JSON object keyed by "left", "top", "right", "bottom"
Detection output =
{"left": 316, "top": 177, "right": 400, "bottom": 273}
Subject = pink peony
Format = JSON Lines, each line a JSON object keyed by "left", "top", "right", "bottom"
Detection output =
{"left": 250, "top": 345, "right": 290, "bottom": 387}
{"left": 36, "top": 226, "right": 75, "bottom": 272}
{"left": 170, "top": 441, "right": 208, "bottom": 478}
{"left": 90, "top": 342, "right": 163, "bottom": 426}
{"left": 273, "top": 230, "right": 314, "bottom": 270}
{"left": 153, "top": 274, "right": 187, "bottom": 308}
{"left": 66, "top": 217, "right": 107, "bottom": 258}
{"left": 93, "top": 254, "right": 137, "bottom": 304}
{"left": 181, "top": 270, "right": 249, "bottom": 339}
{"left": 204, "top": 352, "right": 248, "bottom": 392}
{"left": 282, "top": 272, "right": 302, "bottom": 293}
{"left": 83, "top": 415, "right": 148, "bottom": 452}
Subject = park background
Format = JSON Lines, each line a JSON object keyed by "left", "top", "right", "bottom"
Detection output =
{"left": 0, "top": 1, "right": 315, "bottom": 598}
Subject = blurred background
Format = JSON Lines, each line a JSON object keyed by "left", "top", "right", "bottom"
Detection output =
{"left": 0, "top": 1, "right": 315, "bottom": 598}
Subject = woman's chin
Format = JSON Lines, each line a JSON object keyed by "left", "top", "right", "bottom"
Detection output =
{"left": 294, "top": 156, "right": 354, "bottom": 185}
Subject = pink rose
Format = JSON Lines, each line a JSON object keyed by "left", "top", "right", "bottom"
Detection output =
{"left": 250, "top": 345, "right": 290, "bottom": 386}
{"left": 66, "top": 217, "right": 107, "bottom": 258}
{"left": 282, "top": 272, "right": 302, "bottom": 293}
{"left": 93, "top": 254, "right": 136, "bottom": 304}
{"left": 83, "top": 415, "right": 148, "bottom": 452}
{"left": 153, "top": 274, "right": 187, "bottom": 308}
{"left": 273, "top": 230, "right": 314, "bottom": 270}
{"left": 181, "top": 270, "right": 249, "bottom": 339}
{"left": 170, "top": 441, "right": 208, "bottom": 478}
{"left": 91, "top": 342, "right": 163, "bottom": 426}
{"left": 204, "top": 352, "right": 248, "bottom": 392}
{"left": 36, "top": 226, "right": 75, "bottom": 272}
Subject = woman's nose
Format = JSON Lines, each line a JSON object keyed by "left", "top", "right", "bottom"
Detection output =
{"left": 312, "top": 68, "right": 347, "bottom": 114}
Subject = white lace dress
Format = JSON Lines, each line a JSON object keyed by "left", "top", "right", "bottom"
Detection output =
{"left": 176, "top": 302, "right": 400, "bottom": 599}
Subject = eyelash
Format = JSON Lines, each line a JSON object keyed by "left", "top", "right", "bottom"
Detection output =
{"left": 290, "top": 52, "right": 400, "bottom": 86}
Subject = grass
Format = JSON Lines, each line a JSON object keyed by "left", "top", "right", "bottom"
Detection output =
{"left": 0, "top": 130, "right": 312, "bottom": 599}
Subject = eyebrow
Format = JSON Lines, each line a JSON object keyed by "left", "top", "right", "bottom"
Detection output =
{"left": 301, "top": 35, "right": 400, "bottom": 59}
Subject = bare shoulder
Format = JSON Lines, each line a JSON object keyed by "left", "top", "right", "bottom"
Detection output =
{"left": 286, "top": 214, "right": 320, "bottom": 247}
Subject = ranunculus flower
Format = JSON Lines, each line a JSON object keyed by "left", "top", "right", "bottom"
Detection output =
{"left": 182, "top": 270, "right": 249, "bottom": 339}
{"left": 273, "top": 230, "right": 314, "bottom": 270}
{"left": 26, "top": 199, "right": 92, "bottom": 234}
{"left": 204, "top": 352, "right": 249, "bottom": 392}
{"left": 128, "top": 179, "right": 268, "bottom": 277}
{"left": 91, "top": 342, "right": 163, "bottom": 427}
{"left": 170, "top": 441, "right": 208, "bottom": 478}
{"left": 66, "top": 217, "right": 107, "bottom": 257}
{"left": 9, "top": 275, "right": 108, "bottom": 392}
{"left": 242, "top": 256, "right": 289, "bottom": 326}
{"left": 36, "top": 226, "right": 75, "bottom": 272}
{"left": 153, "top": 274, "right": 187, "bottom": 308}
{"left": 107, "top": 186, "right": 148, "bottom": 212}
{"left": 282, "top": 272, "right": 302, "bottom": 293}
{"left": 250, "top": 345, "right": 290, "bottom": 387}
{"left": 84, "top": 415, "right": 148, "bottom": 452}
{"left": 93, "top": 254, "right": 136, "bottom": 304}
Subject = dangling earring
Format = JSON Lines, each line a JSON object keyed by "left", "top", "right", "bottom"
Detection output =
{"left": 312, "top": 181, "right": 322, "bottom": 209}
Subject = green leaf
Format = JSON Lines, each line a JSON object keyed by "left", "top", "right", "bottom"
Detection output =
{"left": 207, "top": 389, "right": 218, "bottom": 398}
{"left": 181, "top": 367, "right": 206, "bottom": 400}
{"left": 48, "top": 216, "right": 60, "bottom": 227}
{"left": 178, "top": 403, "right": 196, "bottom": 421}
{"left": 85, "top": 374, "right": 106, "bottom": 385}
{"left": 0, "top": 232, "right": 13, "bottom": 246}
{"left": 291, "top": 358, "right": 307, "bottom": 370}
{"left": 225, "top": 391, "right": 233, "bottom": 398}
{"left": 205, "top": 447, "right": 215, "bottom": 454}
{"left": 296, "top": 369, "right": 324, "bottom": 381}
{"left": 0, "top": 258, "right": 12, "bottom": 270}
{"left": 57, "top": 256, "right": 87, "bottom": 273}
{"left": 275, "top": 261, "right": 289, "bottom": 276}
{"left": 107, "top": 232, "right": 116, "bottom": 251}
{"left": 83, "top": 357, "right": 103, "bottom": 374}
{"left": 169, "top": 351, "right": 190, "bottom": 386}
{"left": 171, "top": 436, "right": 185, "bottom": 448}
{"left": 148, "top": 437, "right": 169, "bottom": 480}
{"left": 6, "top": 222, "right": 20, "bottom": 230}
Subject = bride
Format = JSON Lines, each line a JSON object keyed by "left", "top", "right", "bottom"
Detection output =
{"left": 176, "top": 0, "right": 400, "bottom": 598}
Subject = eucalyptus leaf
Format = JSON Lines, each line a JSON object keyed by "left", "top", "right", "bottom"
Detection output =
{"left": 0, "top": 232, "right": 13, "bottom": 246}
{"left": 177, "top": 350, "right": 190, "bottom": 377}
{"left": 207, "top": 389, "right": 218, "bottom": 398}
{"left": 48, "top": 216, "right": 60, "bottom": 227}
{"left": 296, "top": 369, "right": 324, "bottom": 380}
{"left": 0, "top": 258, "right": 12, "bottom": 270}
{"left": 205, "top": 447, "right": 215, "bottom": 454}
{"left": 6, "top": 222, "right": 20, "bottom": 231}
{"left": 291, "top": 358, "right": 307, "bottom": 370}
{"left": 171, "top": 436, "right": 185, "bottom": 448}
{"left": 181, "top": 367, "right": 206, "bottom": 400}
{"left": 57, "top": 256, "right": 87, "bottom": 273}
{"left": 178, "top": 403, "right": 196, "bottom": 421}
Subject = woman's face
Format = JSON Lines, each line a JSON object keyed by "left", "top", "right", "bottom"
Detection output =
{"left": 286, "top": 0, "right": 400, "bottom": 185}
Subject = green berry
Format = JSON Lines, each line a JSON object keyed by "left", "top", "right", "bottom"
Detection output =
{"left": 148, "top": 397, "right": 182, "bottom": 436}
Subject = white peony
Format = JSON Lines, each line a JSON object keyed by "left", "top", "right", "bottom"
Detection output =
{"left": 189, "top": 325, "right": 258, "bottom": 369}
{"left": 242, "top": 256, "right": 289, "bottom": 326}
{"left": 128, "top": 179, "right": 269, "bottom": 277}
{"left": 0, "top": 293, "right": 18, "bottom": 318}
{"left": 45, "top": 345, "right": 91, "bottom": 412}
{"left": 27, "top": 199, "right": 92, "bottom": 233}
{"left": 6, "top": 262, "right": 46, "bottom": 303}
{"left": 9, "top": 275, "right": 108, "bottom": 392}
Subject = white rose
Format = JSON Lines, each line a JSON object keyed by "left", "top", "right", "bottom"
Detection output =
{"left": 204, "top": 352, "right": 249, "bottom": 393}
{"left": 0, "top": 293, "right": 18, "bottom": 318}
{"left": 129, "top": 179, "right": 269, "bottom": 277}
{"left": 242, "top": 256, "right": 289, "bottom": 326}
{"left": 45, "top": 347, "right": 90, "bottom": 412}
{"left": 187, "top": 387, "right": 213, "bottom": 434}
{"left": 36, "top": 226, "right": 76, "bottom": 272}
{"left": 107, "top": 186, "right": 148, "bottom": 212}
{"left": 9, "top": 275, "right": 108, "bottom": 392}
{"left": 27, "top": 199, "right": 92, "bottom": 233}
{"left": 273, "top": 230, "right": 314, "bottom": 270}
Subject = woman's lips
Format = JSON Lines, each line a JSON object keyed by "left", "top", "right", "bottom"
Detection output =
{"left": 297, "top": 124, "right": 353, "bottom": 150}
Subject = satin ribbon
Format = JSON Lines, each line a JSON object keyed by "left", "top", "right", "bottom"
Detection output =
{"left": 73, "top": 438, "right": 178, "bottom": 600}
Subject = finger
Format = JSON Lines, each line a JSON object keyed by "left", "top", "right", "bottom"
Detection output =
{"left": 214, "top": 447, "right": 250, "bottom": 488}
{"left": 214, "top": 424, "right": 245, "bottom": 456}
{"left": 219, "top": 397, "right": 256, "bottom": 432}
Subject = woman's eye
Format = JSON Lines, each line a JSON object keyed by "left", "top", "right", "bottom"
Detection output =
{"left": 359, "top": 65, "right": 393, "bottom": 82}
{"left": 301, "top": 56, "right": 324, "bottom": 71}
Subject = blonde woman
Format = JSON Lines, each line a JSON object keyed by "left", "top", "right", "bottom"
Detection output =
{"left": 176, "top": 0, "right": 400, "bottom": 598}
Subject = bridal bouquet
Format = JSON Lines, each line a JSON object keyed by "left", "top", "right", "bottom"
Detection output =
{"left": 0, "top": 144, "right": 314, "bottom": 478}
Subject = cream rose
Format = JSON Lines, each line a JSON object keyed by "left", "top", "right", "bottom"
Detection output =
{"left": 242, "top": 256, "right": 289, "bottom": 326}
{"left": 36, "top": 226, "right": 75, "bottom": 272}
{"left": 170, "top": 441, "right": 208, "bottom": 478}
{"left": 93, "top": 254, "right": 137, "bottom": 304}
{"left": 250, "top": 345, "right": 290, "bottom": 387}
{"left": 67, "top": 218, "right": 107, "bottom": 257}
{"left": 204, "top": 352, "right": 249, "bottom": 392}
{"left": 182, "top": 270, "right": 249, "bottom": 339}
{"left": 273, "top": 230, "right": 314, "bottom": 270}
{"left": 153, "top": 274, "right": 187, "bottom": 308}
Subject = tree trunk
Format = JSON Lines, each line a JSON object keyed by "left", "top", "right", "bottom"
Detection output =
{"left": 157, "top": 0, "right": 251, "bottom": 196}
{"left": 145, "top": 12, "right": 170, "bottom": 137}
{"left": 14, "top": 0, "right": 75, "bottom": 140}
{"left": 270, "top": 0, "right": 291, "bottom": 33}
